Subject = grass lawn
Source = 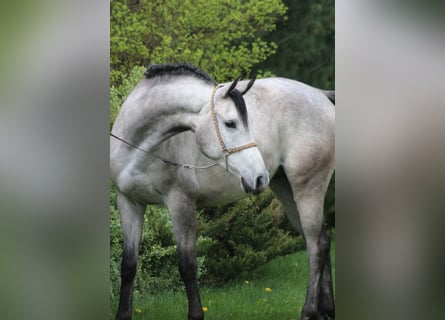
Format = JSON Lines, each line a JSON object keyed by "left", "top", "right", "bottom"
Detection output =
{"left": 111, "top": 240, "right": 335, "bottom": 320}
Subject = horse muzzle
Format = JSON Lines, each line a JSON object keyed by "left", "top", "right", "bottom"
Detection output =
{"left": 241, "top": 174, "right": 269, "bottom": 194}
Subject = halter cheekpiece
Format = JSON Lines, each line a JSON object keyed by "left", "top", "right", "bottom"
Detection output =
{"left": 210, "top": 84, "right": 258, "bottom": 156}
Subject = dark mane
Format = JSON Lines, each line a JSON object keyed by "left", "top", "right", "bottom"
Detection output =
{"left": 144, "top": 63, "right": 216, "bottom": 85}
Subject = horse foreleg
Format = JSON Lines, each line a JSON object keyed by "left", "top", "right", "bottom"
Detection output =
{"left": 116, "top": 192, "right": 145, "bottom": 320}
{"left": 166, "top": 192, "right": 204, "bottom": 320}
{"left": 177, "top": 243, "right": 203, "bottom": 320}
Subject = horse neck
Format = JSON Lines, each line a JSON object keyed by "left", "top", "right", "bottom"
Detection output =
{"left": 116, "top": 77, "right": 214, "bottom": 153}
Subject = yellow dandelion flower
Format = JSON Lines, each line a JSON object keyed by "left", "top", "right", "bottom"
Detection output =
{"left": 202, "top": 307, "right": 208, "bottom": 312}
{"left": 244, "top": 280, "right": 249, "bottom": 284}
{"left": 135, "top": 308, "right": 142, "bottom": 314}
{"left": 265, "top": 287, "right": 272, "bottom": 293}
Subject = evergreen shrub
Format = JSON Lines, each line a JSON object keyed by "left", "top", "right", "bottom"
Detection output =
{"left": 197, "top": 189, "right": 303, "bottom": 285}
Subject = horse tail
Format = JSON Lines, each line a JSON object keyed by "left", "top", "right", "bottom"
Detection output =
{"left": 323, "top": 90, "right": 335, "bottom": 105}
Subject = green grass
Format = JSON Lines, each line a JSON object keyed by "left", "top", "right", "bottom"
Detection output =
{"left": 111, "top": 241, "right": 335, "bottom": 320}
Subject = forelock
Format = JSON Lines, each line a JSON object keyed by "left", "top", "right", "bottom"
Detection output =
{"left": 227, "top": 89, "right": 248, "bottom": 129}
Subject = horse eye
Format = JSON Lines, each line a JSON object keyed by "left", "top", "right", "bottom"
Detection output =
{"left": 224, "top": 120, "right": 237, "bottom": 129}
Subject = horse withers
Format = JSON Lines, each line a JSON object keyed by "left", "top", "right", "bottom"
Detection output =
{"left": 110, "top": 63, "right": 335, "bottom": 320}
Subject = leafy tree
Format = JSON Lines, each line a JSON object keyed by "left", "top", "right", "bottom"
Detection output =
{"left": 258, "top": 0, "right": 334, "bottom": 89}
{"left": 110, "top": 0, "right": 287, "bottom": 86}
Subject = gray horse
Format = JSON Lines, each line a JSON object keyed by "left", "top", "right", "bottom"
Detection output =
{"left": 111, "top": 63, "right": 335, "bottom": 320}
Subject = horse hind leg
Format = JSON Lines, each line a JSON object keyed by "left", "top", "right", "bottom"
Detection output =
{"left": 296, "top": 188, "right": 329, "bottom": 320}
{"left": 270, "top": 168, "right": 334, "bottom": 320}
{"left": 318, "top": 227, "right": 335, "bottom": 319}
{"left": 116, "top": 192, "right": 145, "bottom": 320}
{"left": 166, "top": 191, "right": 203, "bottom": 320}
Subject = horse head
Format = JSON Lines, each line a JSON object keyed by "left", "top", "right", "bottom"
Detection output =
{"left": 196, "top": 77, "right": 269, "bottom": 194}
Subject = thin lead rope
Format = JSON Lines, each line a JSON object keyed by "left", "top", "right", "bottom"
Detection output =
{"left": 110, "top": 133, "right": 226, "bottom": 169}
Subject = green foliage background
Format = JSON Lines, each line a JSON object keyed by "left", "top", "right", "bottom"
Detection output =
{"left": 260, "top": 0, "right": 335, "bottom": 89}
{"left": 110, "top": 0, "right": 334, "bottom": 296}
{"left": 111, "top": 0, "right": 287, "bottom": 86}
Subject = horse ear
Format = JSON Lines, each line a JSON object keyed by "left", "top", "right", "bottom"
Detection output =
{"left": 223, "top": 76, "right": 241, "bottom": 98}
{"left": 240, "top": 75, "right": 256, "bottom": 95}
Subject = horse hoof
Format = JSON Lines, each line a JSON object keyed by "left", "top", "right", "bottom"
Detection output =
{"left": 188, "top": 312, "right": 204, "bottom": 320}
{"left": 116, "top": 312, "right": 132, "bottom": 320}
{"left": 301, "top": 312, "right": 326, "bottom": 320}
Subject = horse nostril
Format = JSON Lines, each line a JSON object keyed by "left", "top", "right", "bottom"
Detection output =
{"left": 255, "top": 175, "right": 265, "bottom": 192}
{"left": 242, "top": 175, "right": 268, "bottom": 194}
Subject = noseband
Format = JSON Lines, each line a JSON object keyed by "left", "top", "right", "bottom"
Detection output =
{"left": 110, "top": 84, "right": 258, "bottom": 170}
{"left": 210, "top": 84, "right": 258, "bottom": 156}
